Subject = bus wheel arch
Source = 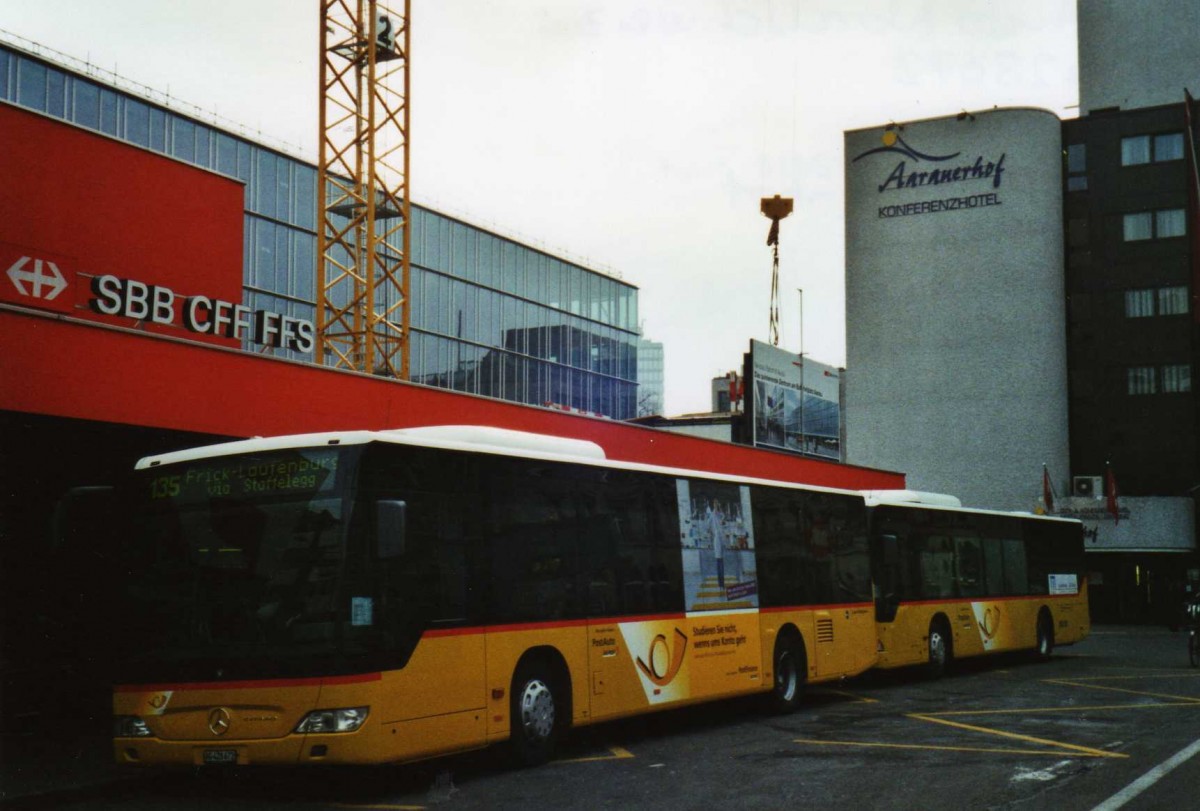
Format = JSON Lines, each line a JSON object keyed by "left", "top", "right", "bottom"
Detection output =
{"left": 1035, "top": 608, "right": 1055, "bottom": 659}
{"left": 509, "top": 647, "right": 571, "bottom": 767}
{"left": 768, "top": 625, "right": 807, "bottom": 713}
{"left": 926, "top": 614, "right": 953, "bottom": 678}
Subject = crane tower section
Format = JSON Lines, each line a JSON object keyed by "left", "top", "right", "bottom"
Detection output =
{"left": 318, "top": 0, "right": 411, "bottom": 377}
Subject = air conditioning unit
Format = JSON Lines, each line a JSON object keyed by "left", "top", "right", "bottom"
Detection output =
{"left": 1073, "top": 475, "right": 1103, "bottom": 498}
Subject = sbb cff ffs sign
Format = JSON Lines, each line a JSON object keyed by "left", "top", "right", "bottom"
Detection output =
{"left": 90, "top": 274, "right": 314, "bottom": 353}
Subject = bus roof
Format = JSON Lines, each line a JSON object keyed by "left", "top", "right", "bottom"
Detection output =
{"left": 135, "top": 426, "right": 1081, "bottom": 523}
{"left": 865, "top": 489, "right": 1081, "bottom": 524}
{"left": 137, "top": 425, "right": 604, "bottom": 468}
{"left": 863, "top": 490, "right": 963, "bottom": 508}
{"left": 133, "top": 424, "right": 863, "bottom": 497}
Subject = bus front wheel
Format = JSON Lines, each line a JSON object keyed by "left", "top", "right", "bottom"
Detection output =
{"left": 768, "top": 633, "right": 806, "bottom": 713}
{"left": 510, "top": 659, "right": 563, "bottom": 767}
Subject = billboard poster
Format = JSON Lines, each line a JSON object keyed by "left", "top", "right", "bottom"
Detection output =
{"left": 748, "top": 339, "right": 842, "bottom": 460}
{"left": 676, "top": 478, "right": 758, "bottom": 611}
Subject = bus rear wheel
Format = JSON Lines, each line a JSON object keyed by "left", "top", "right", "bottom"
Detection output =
{"left": 510, "top": 659, "right": 564, "bottom": 767}
{"left": 926, "top": 620, "right": 951, "bottom": 678}
{"left": 768, "top": 633, "right": 806, "bottom": 713}
{"left": 1035, "top": 612, "right": 1055, "bottom": 659}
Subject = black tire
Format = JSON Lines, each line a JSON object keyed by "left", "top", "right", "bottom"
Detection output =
{"left": 768, "top": 633, "right": 806, "bottom": 713}
{"left": 509, "top": 658, "right": 564, "bottom": 767}
{"left": 1189, "top": 631, "right": 1199, "bottom": 668}
{"left": 1035, "top": 612, "right": 1055, "bottom": 660}
{"left": 926, "top": 619, "right": 951, "bottom": 678}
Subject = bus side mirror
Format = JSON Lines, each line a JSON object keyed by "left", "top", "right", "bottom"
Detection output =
{"left": 376, "top": 500, "right": 407, "bottom": 559}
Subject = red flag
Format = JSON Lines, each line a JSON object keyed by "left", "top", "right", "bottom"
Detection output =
{"left": 1105, "top": 465, "right": 1120, "bottom": 525}
{"left": 1042, "top": 466, "right": 1055, "bottom": 513}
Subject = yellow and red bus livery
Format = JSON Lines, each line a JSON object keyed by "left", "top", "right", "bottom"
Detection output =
{"left": 112, "top": 425, "right": 878, "bottom": 767}
{"left": 866, "top": 491, "right": 1089, "bottom": 676}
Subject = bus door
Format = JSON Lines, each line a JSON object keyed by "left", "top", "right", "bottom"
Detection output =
{"left": 363, "top": 448, "right": 488, "bottom": 750}
{"left": 584, "top": 538, "right": 687, "bottom": 718}
{"left": 583, "top": 471, "right": 692, "bottom": 720}
{"left": 371, "top": 503, "right": 487, "bottom": 747}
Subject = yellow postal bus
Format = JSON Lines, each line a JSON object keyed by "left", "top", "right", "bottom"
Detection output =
{"left": 112, "top": 426, "right": 878, "bottom": 767}
{"left": 866, "top": 491, "right": 1089, "bottom": 675}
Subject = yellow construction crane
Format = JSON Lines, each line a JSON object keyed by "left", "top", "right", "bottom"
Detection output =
{"left": 760, "top": 194, "right": 793, "bottom": 347}
{"left": 317, "top": 0, "right": 411, "bottom": 377}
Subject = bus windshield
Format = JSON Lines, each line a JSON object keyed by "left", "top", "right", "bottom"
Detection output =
{"left": 121, "top": 446, "right": 357, "bottom": 681}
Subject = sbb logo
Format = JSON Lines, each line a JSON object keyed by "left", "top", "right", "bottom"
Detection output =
{"left": 6, "top": 256, "right": 67, "bottom": 301}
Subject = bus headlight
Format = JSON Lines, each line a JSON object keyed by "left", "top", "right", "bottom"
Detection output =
{"left": 113, "top": 716, "right": 153, "bottom": 738}
{"left": 295, "top": 707, "right": 369, "bottom": 734}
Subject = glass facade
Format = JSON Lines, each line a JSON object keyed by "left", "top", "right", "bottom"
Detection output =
{"left": 636, "top": 338, "right": 664, "bottom": 416}
{"left": 1, "top": 44, "right": 640, "bottom": 419}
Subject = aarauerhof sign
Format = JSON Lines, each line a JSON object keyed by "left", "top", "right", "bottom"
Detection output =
{"left": 851, "top": 131, "right": 1007, "bottom": 220}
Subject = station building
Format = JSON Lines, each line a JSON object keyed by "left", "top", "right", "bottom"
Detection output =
{"left": 844, "top": 0, "right": 1200, "bottom": 622}
{"left": 0, "top": 39, "right": 642, "bottom": 419}
{"left": 0, "top": 36, "right": 905, "bottom": 726}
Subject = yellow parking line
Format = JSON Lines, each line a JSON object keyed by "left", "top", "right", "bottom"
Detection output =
{"left": 560, "top": 745, "right": 635, "bottom": 764}
{"left": 907, "top": 713, "right": 1126, "bottom": 759}
{"left": 793, "top": 738, "right": 1118, "bottom": 758}
{"left": 813, "top": 688, "right": 879, "bottom": 703}
{"left": 1042, "top": 679, "right": 1200, "bottom": 703}
{"left": 1054, "top": 673, "right": 1200, "bottom": 682}
{"left": 928, "top": 701, "right": 1198, "bottom": 717}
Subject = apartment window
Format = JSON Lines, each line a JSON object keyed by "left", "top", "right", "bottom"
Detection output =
{"left": 1121, "top": 136, "right": 1151, "bottom": 166}
{"left": 1121, "top": 132, "right": 1184, "bottom": 165}
{"left": 1157, "top": 208, "right": 1186, "bottom": 238}
{"left": 1066, "top": 143, "right": 1087, "bottom": 191}
{"left": 1123, "top": 212, "right": 1152, "bottom": 241}
{"left": 1124, "top": 289, "right": 1155, "bottom": 318}
{"left": 1154, "top": 133, "right": 1184, "bottom": 162}
{"left": 1124, "top": 208, "right": 1187, "bottom": 241}
{"left": 1128, "top": 366, "right": 1157, "bottom": 395}
{"left": 1125, "top": 286, "right": 1189, "bottom": 318}
{"left": 1159, "top": 286, "right": 1189, "bottom": 315}
{"left": 1163, "top": 365, "right": 1192, "bottom": 393}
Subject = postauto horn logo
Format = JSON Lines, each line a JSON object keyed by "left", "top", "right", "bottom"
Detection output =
{"left": 636, "top": 628, "right": 688, "bottom": 687}
{"left": 852, "top": 130, "right": 1006, "bottom": 193}
{"left": 620, "top": 622, "right": 689, "bottom": 704}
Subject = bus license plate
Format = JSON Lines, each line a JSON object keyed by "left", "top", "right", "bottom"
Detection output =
{"left": 203, "top": 749, "right": 238, "bottom": 765}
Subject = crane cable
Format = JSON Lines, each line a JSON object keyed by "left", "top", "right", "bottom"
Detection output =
{"left": 760, "top": 195, "right": 793, "bottom": 347}
{"left": 768, "top": 220, "right": 781, "bottom": 346}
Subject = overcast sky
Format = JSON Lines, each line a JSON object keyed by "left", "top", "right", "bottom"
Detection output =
{"left": 3, "top": 1, "right": 1079, "bottom": 414}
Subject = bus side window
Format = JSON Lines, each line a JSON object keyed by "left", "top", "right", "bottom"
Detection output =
{"left": 874, "top": 533, "right": 902, "bottom": 621}
{"left": 645, "top": 475, "right": 683, "bottom": 612}
{"left": 577, "top": 471, "right": 623, "bottom": 616}
{"left": 752, "top": 487, "right": 803, "bottom": 607}
{"left": 954, "top": 536, "right": 983, "bottom": 598}
{"left": 919, "top": 535, "right": 955, "bottom": 599}
{"left": 981, "top": 537, "right": 1005, "bottom": 596}
{"left": 830, "top": 495, "right": 871, "bottom": 602}
{"left": 485, "top": 457, "right": 583, "bottom": 623}
{"left": 1001, "top": 537, "right": 1028, "bottom": 596}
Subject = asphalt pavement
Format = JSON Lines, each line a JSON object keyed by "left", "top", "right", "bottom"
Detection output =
{"left": 2, "top": 624, "right": 1195, "bottom": 809}
{"left": 1, "top": 729, "right": 124, "bottom": 807}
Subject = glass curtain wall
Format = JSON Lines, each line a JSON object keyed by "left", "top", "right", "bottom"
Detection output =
{"left": 1, "top": 45, "right": 640, "bottom": 418}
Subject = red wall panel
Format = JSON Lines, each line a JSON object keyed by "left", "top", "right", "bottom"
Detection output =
{"left": 0, "top": 103, "right": 243, "bottom": 345}
{"left": 0, "top": 311, "right": 904, "bottom": 491}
